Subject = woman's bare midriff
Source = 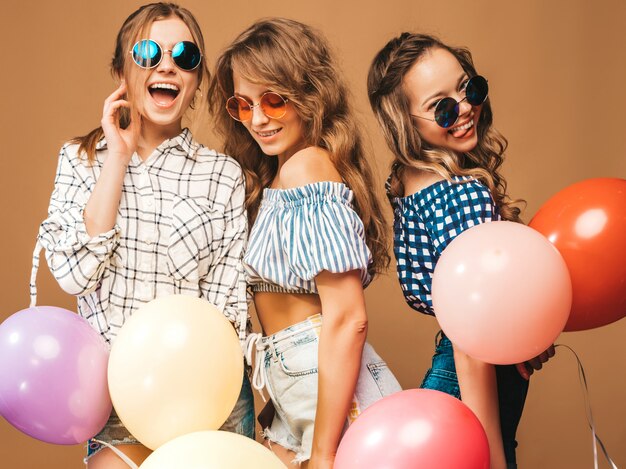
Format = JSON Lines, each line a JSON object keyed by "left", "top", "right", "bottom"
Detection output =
{"left": 255, "top": 291, "right": 322, "bottom": 336}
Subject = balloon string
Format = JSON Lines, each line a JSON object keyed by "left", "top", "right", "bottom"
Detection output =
{"left": 555, "top": 344, "right": 619, "bottom": 469}
{"left": 29, "top": 240, "right": 42, "bottom": 308}
{"left": 90, "top": 439, "right": 139, "bottom": 468}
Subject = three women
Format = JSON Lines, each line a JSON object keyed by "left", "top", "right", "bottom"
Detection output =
{"left": 38, "top": 5, "right": 546, "bottom": 468}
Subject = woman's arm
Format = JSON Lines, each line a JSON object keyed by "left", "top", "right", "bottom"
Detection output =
{"left": 421, "top": 180, "right": 510, "bottom": 469}
{"left": 453, "top": 345, "right": 507, "bottom": 469}
{"left": 38, "top": 144, "right": 121, "bottom": 295}
{"left": 84, "top": 81, "right": 139, "bottom": 236}
{"left": 276, "top": 146, "right": 367, "bottom": 468}
{"left": 38, "top": 83, "right": 139, "bottom": 295}
{"left": 309, "top": 269, "right": 367, "bottom": 469}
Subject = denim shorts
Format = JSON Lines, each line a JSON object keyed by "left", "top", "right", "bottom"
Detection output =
{"left": 84, "top": 370, "right": 255, "bottom": 464}
{"left": 420, "top": 332, "right": 529, "bottom": 469}
{"left": 251, "top": 314, "right": 402, "bottom": 463}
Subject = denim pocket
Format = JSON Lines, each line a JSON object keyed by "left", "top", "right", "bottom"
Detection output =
{"left": 278, "top": 338, "right": 318, "bottom": 377}
{"left": 366, "top": 361, "right": 400, "bottom": 396}
{"left": 420, "top": 368, "right": 461, "bottom": 399}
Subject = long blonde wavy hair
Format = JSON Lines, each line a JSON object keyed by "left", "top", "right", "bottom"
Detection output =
{"left": 209, "top": 17, "right": 390, "bottom": 275}
{"left": 72, "top": 2, "right": 210, "bottom": 162}
{"left": 367, "top": 33, "right": 523, "bottom": 222}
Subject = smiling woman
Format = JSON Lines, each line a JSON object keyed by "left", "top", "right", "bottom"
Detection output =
{"left": 33, "top": 3, "right": 255, "bottom": 468}
{"left": 367, "top": 33, "right": 555, "bottom": 469}
{"left": 125, "top": 18, "right": 200, "bottom": 133}
{"left": 209, "top": 18, "right": 401, "bottom": 469}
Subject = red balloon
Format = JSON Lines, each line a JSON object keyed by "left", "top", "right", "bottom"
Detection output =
{"left": 335, "top": 389, "right": 489, "bottom": 469}
{"left": 530, "top": 178, "right": 626, "bottom": 331}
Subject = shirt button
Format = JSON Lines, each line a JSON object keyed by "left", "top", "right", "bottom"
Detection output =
{"left": 146, "top": 199, "right": 154, "bottom": 207}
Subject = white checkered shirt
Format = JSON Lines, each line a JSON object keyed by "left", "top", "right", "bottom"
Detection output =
{"left": 34, "top": 129, "right": 249, "bottom": 344}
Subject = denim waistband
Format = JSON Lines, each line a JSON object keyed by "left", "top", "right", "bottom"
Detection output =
{"left": 245, "top": 314, "right": 322, "bottom": 401}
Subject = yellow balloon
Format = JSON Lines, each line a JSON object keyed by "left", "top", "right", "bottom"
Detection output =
{"left": 140, "top": 431, "right": 287, "bottom": 469}
{"left": 108, "top": 295, "right": 243, "bottom": 450}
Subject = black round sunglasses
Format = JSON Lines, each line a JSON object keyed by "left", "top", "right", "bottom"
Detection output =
{"left": 411, "top": 75, "right": 489, "bottom": 128}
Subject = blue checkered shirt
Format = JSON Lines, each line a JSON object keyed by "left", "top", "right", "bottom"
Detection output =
{"left": 388, "top": 175, "right": 500, "bottom": 316}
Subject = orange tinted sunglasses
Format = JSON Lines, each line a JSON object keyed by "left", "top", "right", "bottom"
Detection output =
{"left": 226, "top": 92, "right": 289, "bottom": 122}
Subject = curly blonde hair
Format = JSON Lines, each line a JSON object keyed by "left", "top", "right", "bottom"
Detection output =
{"left": 367, "top": 33, "right": 523, "bottom": 222}
{"left": 209, "top": 18, "right": 390, "bottom": 275}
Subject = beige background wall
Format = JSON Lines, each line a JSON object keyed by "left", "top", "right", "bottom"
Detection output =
{"left": 1, "top": 1, "right": 625, "bottom": 467}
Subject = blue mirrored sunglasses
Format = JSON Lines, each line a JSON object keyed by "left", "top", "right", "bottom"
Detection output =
{"left": 130, "top": 39, "right": 202, "bottom": 71}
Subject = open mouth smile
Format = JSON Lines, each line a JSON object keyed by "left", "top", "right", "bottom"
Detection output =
{"left": 148, "top": 83, "right": 180, "bottom": 107}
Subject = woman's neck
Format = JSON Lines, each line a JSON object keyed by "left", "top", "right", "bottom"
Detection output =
{"left": 136, "top": 120, "right": 183, "bottom": 160}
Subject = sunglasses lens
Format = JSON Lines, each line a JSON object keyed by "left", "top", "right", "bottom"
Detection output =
{"left": 434, "top": 98, "right": 459, "bottom": 128}
{"left": 260, "top": 92, "right": 287, "bottom": 119}
{"left": 466, "top": 75, "right": 489, "bottom": 106}
{"left": 226, "top": 96, "right": 251, "bottom": 121}
{"left": 171, "top": 41, "right": 202, "bottom": 71}
{"left": 132, "top": 40, "right": 161, "bottom": 68}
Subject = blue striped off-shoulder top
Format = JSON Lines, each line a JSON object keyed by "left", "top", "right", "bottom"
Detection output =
{"left": 244, "top": 181, "right": 372, "bottom": 294}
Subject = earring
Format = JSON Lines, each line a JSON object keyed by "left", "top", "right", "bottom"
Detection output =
{"left": 190, "top": 89, "right": 202, "bottom": 110}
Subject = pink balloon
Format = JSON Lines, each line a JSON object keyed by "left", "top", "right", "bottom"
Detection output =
{"left": 0, "top": 306, "right": 112, "bottom": 444}
{"left": 335, "top": 389, "right": 489, "bottom": 469}
{"left": 432, "top": 221, "right": 572, "bottom": 364}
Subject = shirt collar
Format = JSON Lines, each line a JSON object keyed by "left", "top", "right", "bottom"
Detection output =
{"left": 166, "top": 128, "right": 200, "bottom": 157}
{"left": 94, "top": 128, "right": 199, "bottom": 158}
{"left": 95, "top": 136, "right": 107, "bottom": 151}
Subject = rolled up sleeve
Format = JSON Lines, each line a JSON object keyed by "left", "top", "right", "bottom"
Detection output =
{"left": 38, "top": 144, "right": 120, "bottom": 295}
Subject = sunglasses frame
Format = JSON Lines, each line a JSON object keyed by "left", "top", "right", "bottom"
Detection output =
{"left": 226, "top": 92, "right": 290, "bottom": 122}
{"left": 411, "top": 75, "right": 489, "bottom": 128}
{"left": 130, "top": 39, "right": 203, "bottom": 71}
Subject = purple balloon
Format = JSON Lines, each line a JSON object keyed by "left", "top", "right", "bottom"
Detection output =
{"left": 0, "top": 306, "right": 112, "bottom": 444}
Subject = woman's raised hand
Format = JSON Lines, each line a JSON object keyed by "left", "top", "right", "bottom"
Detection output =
{"left": 101, "top": 81, "right": 141, "bottom": 163}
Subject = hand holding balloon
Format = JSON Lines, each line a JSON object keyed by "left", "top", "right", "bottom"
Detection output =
{"left": 515, "top": 344, "right": 556, "bottom": 380}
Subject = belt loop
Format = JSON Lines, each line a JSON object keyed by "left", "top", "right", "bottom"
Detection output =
{"left": 268, "top": 337, "right": 279, "bottom": 362}
{"left": 435, "top": 329, "right": 443, "bottom": 347}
